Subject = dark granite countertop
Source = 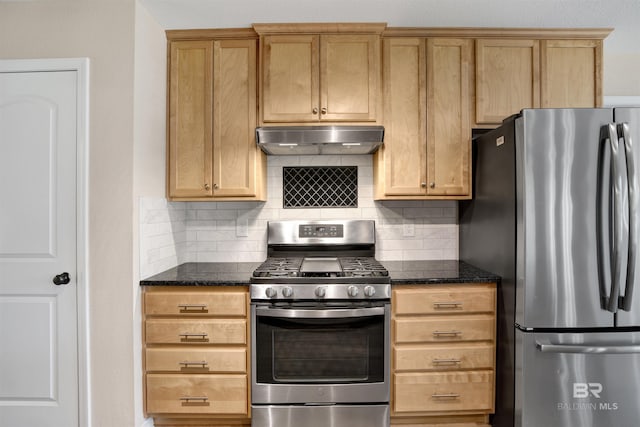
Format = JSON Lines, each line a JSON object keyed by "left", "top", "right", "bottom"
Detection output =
{"left": 140, "top": 262, "right": 259, "bottom": 286}
{"left": 140, "top": 260, "right": 499, "bottom": 286}
{"left": 382, "top": 260, "right": 500, "bottom": 285}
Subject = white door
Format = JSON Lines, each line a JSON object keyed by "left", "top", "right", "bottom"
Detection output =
{"left": 0, "top": 69, "right": 79, "bottom": 427}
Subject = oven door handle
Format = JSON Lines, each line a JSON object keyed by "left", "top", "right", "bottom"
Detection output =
{"left": 254, "top": 306, "right": 385, "bottom": 319}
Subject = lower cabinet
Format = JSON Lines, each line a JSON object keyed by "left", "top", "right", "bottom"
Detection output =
{"left": 142, "top": 283, "right": 496, "bottom": 427}
{"left": 391, "top": 283, "right": 497, "bottom": 427}
{"left": 142, "top": 286, "right": 250, "bottom": 426}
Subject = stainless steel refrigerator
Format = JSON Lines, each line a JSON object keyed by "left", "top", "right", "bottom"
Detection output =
{"left": 460, "top": 108, "right": 640, "bottom": 427}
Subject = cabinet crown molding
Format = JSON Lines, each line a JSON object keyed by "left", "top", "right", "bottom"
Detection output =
{"left": 253, "top": 22, "right": 387, "bottom": 35}
{"left": 383, "top": 27, "right": 612, "bottom": 39}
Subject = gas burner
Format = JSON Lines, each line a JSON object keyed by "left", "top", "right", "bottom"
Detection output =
{"left": 340, "top": 257, "right": 389, "bottom": 277}
{"left": 253, "top": 257, "right": 303, "bottom": 278}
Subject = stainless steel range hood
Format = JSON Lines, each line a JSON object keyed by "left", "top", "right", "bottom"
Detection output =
{"left": 256, "top": 125, "right": 384, "bottom": 155}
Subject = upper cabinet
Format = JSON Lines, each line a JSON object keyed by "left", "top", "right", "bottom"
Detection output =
{"left": 376, "top": 37, "right": 472, "bottom": 199}
{"left": 166, "top": 31, "right": 266, "bottom": 201}
{"left": 475, "top": 30, "right": 608, "bottom": 126}
{"left": 475, "top": 39, "right": 540, "bottom": 124}
{"left": 255, "top": 24, "right": 384, "bottom": 124}
{"left": 540, "top": 39, "right": 602, "bottom": 108}
{"left": 164, "top": 26, "right": 610, "bottom": 202}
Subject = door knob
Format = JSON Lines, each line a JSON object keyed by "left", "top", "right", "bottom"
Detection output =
{"left": 53, "top": 272, "right": 71, "bottom": 286}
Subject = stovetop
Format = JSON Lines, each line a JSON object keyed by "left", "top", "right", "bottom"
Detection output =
{"left": 252, "top": 256, "right": 389, "bottom": 279}
{"left": 250, "top": 220, "right": 391, "bottom": 301}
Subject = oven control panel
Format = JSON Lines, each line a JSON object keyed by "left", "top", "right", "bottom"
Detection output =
{"left": 299, "top": 224, "right": 343, "bottom": 238}
{"left": 250, "top": 283, "right": 391, "bottom": 301}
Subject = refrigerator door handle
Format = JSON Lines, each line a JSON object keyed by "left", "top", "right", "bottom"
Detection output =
{"left": 620, "top": 122, "right": 637, "bottom": 311}
{"left": 598, "top": 123, "right": 624, "bottom": 313}
{"left": 536, "top": 339, "right": 640, "bottom": 354}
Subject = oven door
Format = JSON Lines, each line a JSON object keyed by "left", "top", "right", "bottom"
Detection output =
{"left": 251, "top": 302, "right": 390, "bottom": 405}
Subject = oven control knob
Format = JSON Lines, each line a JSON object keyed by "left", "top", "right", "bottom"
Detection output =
{"left": 265, "top": 287, "right": 277, "bottom": 298}
{"left": 282, "top": 286, "right": 293, "bottom": 298}
{"left": 347, "top": 285, "right": 359, "bottom": 297}
{"left": 364, "top": 285, "right": 376, "bottom": 297}
{"left": 315, "top": 287, "right": 326, "bottom": 298}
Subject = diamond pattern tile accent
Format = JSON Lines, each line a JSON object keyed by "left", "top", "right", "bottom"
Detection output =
{"left": 283, "top": 166, "right": 358, "bottom": 208}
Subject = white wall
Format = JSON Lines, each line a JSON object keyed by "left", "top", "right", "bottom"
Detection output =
{"left": 133, "top": 2, "right": 167, "bottom": 426}
{"left": 0, "top": 1, "right": 137, "bottom": 426}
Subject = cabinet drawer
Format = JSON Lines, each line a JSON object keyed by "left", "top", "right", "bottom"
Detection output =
{"left": 394, "top": 371, "right": 494, "bottom": 413}
{"left": 393, "top": 285, "right": 495, "bottom": 315}
{"left": 394, "top": 315, "right": 494, "bottom": 343}
{"left": 146, "top": 347, "right": 247, "bottom": 373}
{"left": 146, "top": 374, "right": 248, "bottom": 415}
{"left": 394, "top": 343, "right": 494, "bottom": 371}
{"left": 144, "top": 290, "right": 247, "bottom": 317}
{"left": 145, "top": 319, "right": 247, "bottom": 344}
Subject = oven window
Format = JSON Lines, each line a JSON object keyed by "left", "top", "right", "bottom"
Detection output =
{"left": 255, "top": 313, "right": 385, "bottom": 384}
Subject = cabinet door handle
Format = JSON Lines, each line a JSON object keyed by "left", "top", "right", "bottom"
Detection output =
{"left": 433, "top": 301, "right": 463, "bottom": 309}
{"left": 179, "top": 360, "right": 209, "bottom": 369}
{"left": 179, "top": 332, "right": 209, "bottom": 341}
{"left": 432, "top": 358, "right": 462, "bottom": 366}
{"left": 204, "top": 183, "right": 211, "bottom": 190}
{"left": 431, "top": 393, "right": 460, "bottom": 400}
{"left": 432, "top": 330, "right": 462, "bottom": 338}
{"left": 180, "top": 396, "right": 210, "bottom": 406}
{"left": 321, "top": 107, "right": 327, "bottom": 115}
{"left": 177, "top": 303, "right": 208, "bottom": 313}
{"left": 429, "top": 182, "right": 436, "bottom": 188}
{"left": 312, "top": 107, "right": 319, "bottom": 114}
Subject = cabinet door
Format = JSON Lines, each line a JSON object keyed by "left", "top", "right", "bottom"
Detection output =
{"left": 213, "top": 39, "right": 258, "bottom": 197}
{"left": 321, "top": 35, "right": 380, "bottom": 122}
{"left": 541, "top": 39, "right": 602, "bottom": 108}
{"left": 168, "top": 40, "right": 214, "bottom": 198}
{"left": 426, "top": 38, "right": 472, "bottom": 196}
{"left": 381, "top": 38, "right": 427, "bottom": 196}
{"left": 475, "top": 39, "right": 540, "bottom": 124}
{"left": 261, "top": 35, "right": 319, "bottom": 122}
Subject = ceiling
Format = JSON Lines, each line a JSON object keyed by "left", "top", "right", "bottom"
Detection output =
{"left": 140, "top": 0, "right": 639, "bottom": 54}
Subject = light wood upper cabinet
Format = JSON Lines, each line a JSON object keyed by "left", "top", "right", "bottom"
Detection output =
{"left": 426, "top": 38, "right": 472, "bottom": 197}
{"left": 212, "top": 39, "right": 260, "bottom": 198}
{"left": 541, "top": 39, "right": 602, "bottom": 108}
{"left": 376, "top": 38, "right": 471, "bottom": 200}
{"left": 261, "top": 35, "right": 319, "bottom": 122}
{"left": 167, "top": 36, "right": 266, "bottom": 201}
{"left": 475, "top": 36, "right": 604, "bottom": 126}
{"left": 475, "top": 39, "right": 540, "bottom": 124}
{"left": 379, "top": 38, "right": 427, "bottom": 196}
{"left": 258, "top": 28, "right": 381, "bottom": 123}
{"left": 168, "top": 40, "right": 214, "bottom": 198}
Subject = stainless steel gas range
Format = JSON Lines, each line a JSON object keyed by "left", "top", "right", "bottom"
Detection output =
{"left": 250, "top": 220, "right": 391, "bottom": 427}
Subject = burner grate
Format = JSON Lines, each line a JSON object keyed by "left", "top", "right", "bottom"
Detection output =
{"left": 253, "top": 258, "right": 303, "bottom": 277}
{"left": 340, "top": 257, "right": 389, "bottom": 277}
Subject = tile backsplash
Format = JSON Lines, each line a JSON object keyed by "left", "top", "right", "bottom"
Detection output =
{"left": 139, "top": 155, "right": 458, "bottom": 279}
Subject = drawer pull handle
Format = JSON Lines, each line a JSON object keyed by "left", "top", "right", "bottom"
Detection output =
{"left": 179, "top": 332, "right": 209, "bottom": 342}
{"left": 431, "top": 393, "right": 460, "bottom": 400}
{"left": 180, "top": 396, "right": 210, "bottom": 406}
{"left": 432, "top": 358, "right": 462, "bottom": 365}
{"left": 433, "top": 301, "right": 463, "bottom": 309}
{"left": 178, "top": 303, "right": 208, "bottom": 313}
{"left": 179, "top": 360, "right": 209, "bottom": 369}
{"left": 432, "top": 330, "right": 462, "bottom": 337}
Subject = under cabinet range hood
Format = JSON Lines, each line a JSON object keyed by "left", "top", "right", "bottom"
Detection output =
{"left": 256, "top": 125, "right": 384, "bottom": 155}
